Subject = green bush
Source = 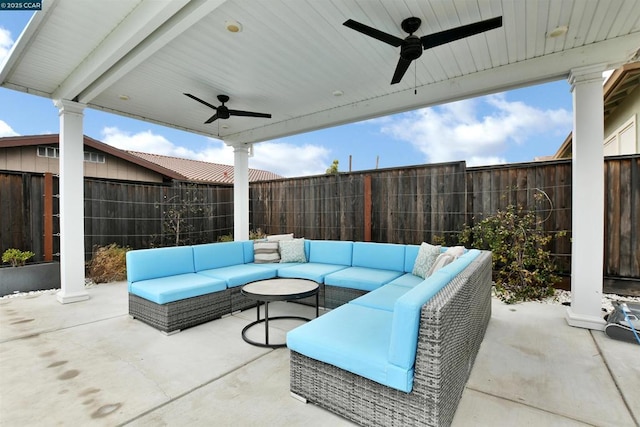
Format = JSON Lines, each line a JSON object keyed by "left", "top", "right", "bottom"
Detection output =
{"left": 2, "top": 248, "right": 35, "bottom": 267}
{"left": 87, "top": 244, "right": 130, "bottom": 283}
{"left": 217, "top": 228, "right": 267, "bottom": 242}
{"left": 459, "top": 197, "right": 564, "bottom": 304}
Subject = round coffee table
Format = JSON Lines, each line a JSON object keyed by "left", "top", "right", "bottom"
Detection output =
{"left": 241, "top": 278, "right": 319, "bottom": 348}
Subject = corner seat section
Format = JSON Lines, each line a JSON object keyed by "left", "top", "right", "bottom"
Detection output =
{"left": 286, "top": 303, "right": 413, "bottom": 392}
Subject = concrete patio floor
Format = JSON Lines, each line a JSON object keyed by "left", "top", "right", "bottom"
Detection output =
{"left": 0, "top": 282, "right": 638, "bottom": 427}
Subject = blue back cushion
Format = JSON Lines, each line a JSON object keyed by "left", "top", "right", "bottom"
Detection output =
{"left": 242, "top": 240, "right": 255, "bottom": 263}
{"left": 126, "top": 246, "right": 194, "bottom": 283}
{"left": 387, "top": 250, "right": 480, "bottom": 370}
{"left": 404, "top": 245, "right": 420, "bottom": 272}
{"left": 352, "top": 242, "right": 405, "bottom": 271}
{"left": 309, "top": 240, "right": 353, "bottom": 265}
{"left": 193, "top": 242, "right": 245, "bottom": 271}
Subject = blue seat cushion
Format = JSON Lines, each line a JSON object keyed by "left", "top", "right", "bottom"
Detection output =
{"left": 349, "top": 284, "right": 412, "bottom": 311}
{"left": 387, "top": 273, "right": 424, "bottom": 288}
{"left": 130, "top": 273, "right": 227, "bottom": 304}
{"left": 277, "top": 263, "right": 348, "bottom": 283}
{"left": 196, "top": 264, "right": 276, "bottom": 288}
{"left": 324, "top": 267, "right": 403, "bottom": 291}
{"left": 241, "top": 262, "right": 300, "bottom": 275}
{"left": 287, "top": 303, "right": 413, "bottom": 392}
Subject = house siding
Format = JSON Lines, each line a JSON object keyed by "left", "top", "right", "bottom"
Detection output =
{"left": 604, "top": 84, "right": 640, "bottom": 155}
{"left": 0, "top": 145, "right": 165, "bottom": 182}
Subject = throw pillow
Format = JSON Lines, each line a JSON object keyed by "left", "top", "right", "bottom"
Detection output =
{"left": 266, "top": 233, "right": 294, "bottom": 242}
{"left": 412, "top": 242, "right": 441, "bottom": 279}
{"left": 426, "top": 253, "right": 456, "bottom": 277}
{"left": 253, "top": 241, "right": 280, "bottom": 263}
{"left": 279, "top": 239, "right": 307, "bottom": 263}
{"left": 444, "top": 246, "right": 465, "bottom": 258}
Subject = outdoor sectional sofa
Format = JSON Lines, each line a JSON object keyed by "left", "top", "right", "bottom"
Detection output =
{"left": 127, "top": 239, "right": 492, "bottom": 425}
{"left": 126, "top": 239, "right": 452, "bottom": 333}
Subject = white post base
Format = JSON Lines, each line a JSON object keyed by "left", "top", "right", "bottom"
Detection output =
{"left": 56, "top": 290, "right": 90, "bottom": 304}
{"left": 566, "top": 308, "right": 606, "bottom": 331}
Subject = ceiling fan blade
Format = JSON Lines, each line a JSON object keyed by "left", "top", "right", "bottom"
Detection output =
{"left": 228, "top": 109, "right": 272, "bottom": 119}
{"left": 391, "top": 57, "right": 413, "bottom": 85}
{"left": 343, "top": 19, "right": 403, "bottom": 47}
{"left": 184, "top": 93, "right": 219, "bottom": 110}
{"left": 204, "top": 113, "right": 218, "bottom": 124}
{"left": 421, "top": 16, "right": 502, "bottom": 50}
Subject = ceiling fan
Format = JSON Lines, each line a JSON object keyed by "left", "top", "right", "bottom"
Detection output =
{"left": 184, "top": 93, "right": 271, "bottom": 123}
{"left": 343, "top": 15, "right": 503, "bottom": 85}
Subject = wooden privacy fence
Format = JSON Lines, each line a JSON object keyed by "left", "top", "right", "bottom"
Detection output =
{"left": 83, "top": 179, "right": 234, "bottom": 250}
{"left": 0, "top": 155, "right": 638, "bottom": 279}
{"left": 0, "top": 173, "right": 235, "bottom": 261}
{"left": 250, "top": 155, "right": 639, "bottom": 279}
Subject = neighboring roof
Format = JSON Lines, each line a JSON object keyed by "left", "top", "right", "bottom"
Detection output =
{"left": 0, "top": 134, "right": 184, "bottom": 181}
{"left": 1, "top": 1, "right": 638, "bottom": 146}
{"left": 127, "top": 151, "right": 283, "bottom": 184}
{"left": 554, "top": 62, "right": 640, "bottom": 159}
{"left": 0, "top": 134, "right": 282, "bottom": 184}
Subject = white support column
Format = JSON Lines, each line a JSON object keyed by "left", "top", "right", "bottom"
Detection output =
{"left": 565, "top": 65, "right": 606, "bottom": 330}
{"left": 232, "top": 144, "right": 250, "bottom": 241}
{"left": 54, "top": 99, "right": 89, "bottom": 304}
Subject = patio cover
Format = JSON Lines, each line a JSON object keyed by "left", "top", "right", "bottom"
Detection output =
{"left": 1, "top": 0, "right": 639, "bottom": 330}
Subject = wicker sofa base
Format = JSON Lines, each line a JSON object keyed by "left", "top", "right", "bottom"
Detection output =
{"left": 290, "top": 251, "right": 493, "bottom": 427}
{"left": 324, "top": 285, "right": 367, "bottom": 309}
{"left": 129, "top": 291, "right": 231, "bottom": 334}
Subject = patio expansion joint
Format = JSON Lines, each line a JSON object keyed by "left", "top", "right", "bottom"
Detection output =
{"left": 590, "top": 330, "right": 640, "bottom": 427}
{"left": 116, "top": 348, "right": 276, "bottom": 426}
{"left": 463, "top": 385, "right": 602, "bottom": 426}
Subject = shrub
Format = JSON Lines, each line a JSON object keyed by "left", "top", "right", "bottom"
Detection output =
{"left": 2, "top": 248, "right": 35, "bottom": 267}
{"left": 217, "top": 228, "right": 267, "bottom": 242}
{"left": 87, "top": 244, "right": 130, "bottom": 283}
{"left": 459, "top": 195, "right": 564, "bottom": 304}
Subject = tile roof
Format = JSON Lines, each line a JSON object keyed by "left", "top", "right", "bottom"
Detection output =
{"left": 127, "top": 151, "right": 282, "bottom": 184}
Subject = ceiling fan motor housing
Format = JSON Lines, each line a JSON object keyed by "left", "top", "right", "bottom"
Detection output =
{"left": 401, "top": 36, "right": 423, "bottom": 60}
{"left": 217, "top": 106, "right": 230, "bottom": 119}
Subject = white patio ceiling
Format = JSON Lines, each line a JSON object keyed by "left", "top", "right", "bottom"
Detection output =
{"left": 1, "top": 0, "right": 640, "bottom": 146}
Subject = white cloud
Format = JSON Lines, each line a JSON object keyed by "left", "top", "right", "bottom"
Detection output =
{"left": 0, "top": 119, "right": 18, "bottom": 137}
{"left": 101, "top": 126, "right": 329, "bottom": 177}
{"left": 380, "top": 93, "right": 572, "bottom": 166}
{"left": 251, "top": 141, "right": 330, "bottom": 177}
{"left": 0, "top": 27, "right": 13, "bottom": 66}
{"left": 101, "top": 127, "right": 203, "bottom": 159}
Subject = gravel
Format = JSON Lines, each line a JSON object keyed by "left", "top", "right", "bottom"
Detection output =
{"left": 3, "top": 284, "right": 640, "bottom": 316}
{"left": 534, "top": 289, "right": 640, "bottom": 314}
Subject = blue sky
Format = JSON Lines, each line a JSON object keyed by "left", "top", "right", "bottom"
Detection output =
{"left": 0, "top": 10, "right": 575, "bottom": 177}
